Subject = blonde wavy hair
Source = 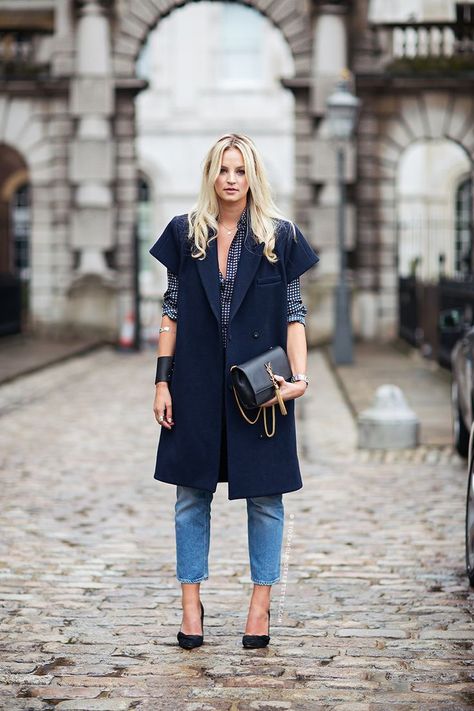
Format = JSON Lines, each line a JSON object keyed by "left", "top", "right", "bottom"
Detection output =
{"left": 187, "top": 133, "right": 295, "bottom": 264}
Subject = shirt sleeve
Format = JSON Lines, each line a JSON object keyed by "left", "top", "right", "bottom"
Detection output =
{"left": 284, "top": 222, "right": 320, "bottom": 283}
{"left": 162, "top": 269, "right": 178, "bottom": 321}
{"left": 149, "top": 217, "right": 181, "bottom": 274}
{"left": 287, "top": 277, "right": 307, "bottom": 326}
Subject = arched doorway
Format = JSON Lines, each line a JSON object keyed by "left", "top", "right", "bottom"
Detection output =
{"left": 135, "top": 2, "right": 295, "bottom": 221}
{"left": 356, "top": 89, "right": 474, "bottom": 343}
{"left": 394, "top": 135, "right": 473, "bottom": 356}
{"left": 111, "top": 0, "right": 314, "bottom": 338}
{"left": 0, "top": 143, "right": 30, "bottom": 335}
{"left": 132, "top": 1, "right": 296, "bottom": 346}
{"left": 396, "top": 138, "right": 471, "bottom": 282}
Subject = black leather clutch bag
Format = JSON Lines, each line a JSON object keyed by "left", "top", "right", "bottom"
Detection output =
{"left": 229, "top": 346, "right": 292, "bottom": 437}
{"left": 230, "top": 345, "right": 291, "bottom": 408}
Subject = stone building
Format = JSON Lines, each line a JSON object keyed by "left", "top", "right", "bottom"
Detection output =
{"left": 0, "top": 0, "right": 472, "bottom": 347}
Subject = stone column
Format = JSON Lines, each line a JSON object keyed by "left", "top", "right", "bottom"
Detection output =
{"left": 309, "top": 2, "right": 356, "bottom": 342}
{"left": 67, "top": 0, "right": 117, "bottom": 334}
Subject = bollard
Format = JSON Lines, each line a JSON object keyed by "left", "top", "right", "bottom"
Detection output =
{"left": 357, "top": 384, "right": 419, "bottom": 449}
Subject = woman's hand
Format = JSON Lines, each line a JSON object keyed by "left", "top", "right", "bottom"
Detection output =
{"left": 262, "top": 374, "right": 307, "bottom": 408}
{"left": 154, "top": 382, "right": 174, "bottom": 429}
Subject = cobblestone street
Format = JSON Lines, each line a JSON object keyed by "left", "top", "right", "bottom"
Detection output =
{"left": 0, "top": 346, "right": 473, "bottom": 710}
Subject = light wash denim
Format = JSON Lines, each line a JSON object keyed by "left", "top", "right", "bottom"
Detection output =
{"left": 175, "top": 485, "right": 285, "bottom": 585}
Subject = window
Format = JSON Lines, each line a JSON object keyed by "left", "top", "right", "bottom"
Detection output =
{"left": 137, "top": 174, "right": 152, "bottom": 272}
{"left": 11, "top": 183, "right": 30, "bottom": 282}
{"left": 215, "top": 4, "right": 263, "bottom": 86}
{"left": 455, "top": 177, "right": 472, "bottom": 276}
{"left": 137, "top": 175, "right": 150, "bottom": 204}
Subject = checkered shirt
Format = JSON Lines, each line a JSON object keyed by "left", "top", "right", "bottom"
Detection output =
{"left": 162, "top": 207, "right": 307, "bottom": 347}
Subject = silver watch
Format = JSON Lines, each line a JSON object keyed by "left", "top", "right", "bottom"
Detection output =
{"left": 291, "top": 373, "right": 309, "bottom": 387}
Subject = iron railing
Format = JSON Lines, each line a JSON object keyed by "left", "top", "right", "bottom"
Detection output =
{"left": 399, "top": 274, "right": 474, "bottom": 368}
{"left": 398, "top": 276, "right": 419, "bottom": 347}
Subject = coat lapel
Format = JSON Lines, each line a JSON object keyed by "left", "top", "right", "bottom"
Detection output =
{"left": 195, "top": 217, "right": 264, "bottom": 328}
{"left": 229, "top": 225, "right": 264, "bottom": 324}
{"left": 195, "top": 230, "right": 221, "bottom": 325}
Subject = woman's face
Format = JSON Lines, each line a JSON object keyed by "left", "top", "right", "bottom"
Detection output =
{"left": 214, "top": 147, "right": 249, "bottom": 205}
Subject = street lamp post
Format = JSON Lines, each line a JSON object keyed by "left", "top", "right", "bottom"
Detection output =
{"left": 326, "top": 72, "right": 360, "bottom": 365}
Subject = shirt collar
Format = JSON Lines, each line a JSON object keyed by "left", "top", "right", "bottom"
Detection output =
{"left": 235, "top": 204, "right": 248, "bottom": 238}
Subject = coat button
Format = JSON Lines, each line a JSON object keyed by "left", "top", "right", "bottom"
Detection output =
{"left": 252, "top": 330, "right": 260, "bottom": 338}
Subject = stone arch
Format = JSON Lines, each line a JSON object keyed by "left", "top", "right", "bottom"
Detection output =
{"left": 0, "top": 94, "right": 74, "bottom": 332}
{"left": 396, "top": 138, "right": 471, "bottom": 280}
{"left": 356, "top": 89, "right": 474, "bottom": 338}
{"left": 0, "top": 166, "right": 28, "bottom": 203}
{"left": 378, "top": 96, "right": 474, "bottom": 168}
{"left": 112, "top": 0, "right": 314, "bottom": 248}
{"left": 113, "top": 0, "right": 313, "bottom": 79}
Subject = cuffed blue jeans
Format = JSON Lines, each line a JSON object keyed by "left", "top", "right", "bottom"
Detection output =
{"left": 175, "top": 485, "right": 285, "bottom": 585}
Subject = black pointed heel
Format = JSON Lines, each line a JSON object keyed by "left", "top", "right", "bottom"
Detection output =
{"left": 242, "top": 609, "right": 270, "bottom": 648}
{"left": 177, "top": 600, "right": 204, "bottom": 649}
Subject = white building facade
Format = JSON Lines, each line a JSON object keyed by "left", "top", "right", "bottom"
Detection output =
{"left": 0, "top": 0, "right": 472, "bottom": 347}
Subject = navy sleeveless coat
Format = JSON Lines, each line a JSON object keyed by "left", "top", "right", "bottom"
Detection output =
{"left": 149, "top": 214, "right": 319, "bottom": 500}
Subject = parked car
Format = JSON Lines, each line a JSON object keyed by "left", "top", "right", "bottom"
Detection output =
{"left": 439, "top": 308, "right": 474, "bottom": 587}
{"left": 439, "top": 308, "right": 474, "bottom": 458}
{"left": 467, "top": 449, "right": 474, "bottom": 588}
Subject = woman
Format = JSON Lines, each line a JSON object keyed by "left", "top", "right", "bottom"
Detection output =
{"left": 149, "top": 133, "right": 319, "bottom": 650}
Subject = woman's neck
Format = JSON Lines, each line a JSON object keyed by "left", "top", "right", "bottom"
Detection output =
{"left": 217, "top": 198, "right": 247, "bottom": 225}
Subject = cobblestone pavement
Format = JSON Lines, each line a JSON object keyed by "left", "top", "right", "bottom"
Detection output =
{"left": 0, "top": 346, "right": 473, "bottom": 710}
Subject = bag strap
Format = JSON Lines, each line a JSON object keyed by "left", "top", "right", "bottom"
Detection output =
{"left": 232, "top": 385, "right": 262, "bottom": 424}
{"left": 263, "top": 403, "right": 276, "bottom": 437}
{"left": 231, "top": 385, "right": 277, "bottom": 438}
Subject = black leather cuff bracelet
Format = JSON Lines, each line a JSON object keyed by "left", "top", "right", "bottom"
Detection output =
{"left": 155, "top": 355, "right": 174, "bottom": 385}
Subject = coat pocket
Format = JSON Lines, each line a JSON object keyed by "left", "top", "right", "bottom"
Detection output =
{"left": 256, "top": 275, "right": 282, "bottom": 286}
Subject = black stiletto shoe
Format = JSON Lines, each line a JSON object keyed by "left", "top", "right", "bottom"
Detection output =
{"left": 242, "top": 609, "right": 270, "bottom": 648}
{"left": 177, "top": 601, "right": 204, "bottom": 649}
